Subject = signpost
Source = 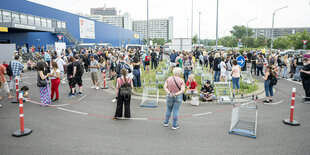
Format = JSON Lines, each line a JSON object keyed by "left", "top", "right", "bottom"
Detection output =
{"left": 237, "top": 56, "right": 245, "bottom": 68}
{"left": 57, "top": 35, "right": 63, "bottom": 41}
{"left": 303, "top": 40, "right": 308, "bottom": 50}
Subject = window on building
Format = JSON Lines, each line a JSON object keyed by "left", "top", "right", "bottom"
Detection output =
{"left": 0, "top": 11, "right": 2, "bottom": 22}
{"left": 35, "top": 17, "right": 40, "bottom": 26}
{"left": 12, "top": 13, "right": 20, "bottom": 23}
{"left": 47, "top": 19, "right": 52, "bottom": 28}
{"left": 2, "top": 11, "right": 11, "bottom": 22}
{"left": 62, "top": 22, "right": 66, "bottom": 29}
{"left": 20, "top": 14, "right": 27, "bottom": 24}
{"left": 28, "top": 16, "right": 34, "bottom": 25}
{"left": 41, "top": 18, "right": 46, "bottom": 27}
{"left": 57, "top": 21, "right": 62, "bottom": 28}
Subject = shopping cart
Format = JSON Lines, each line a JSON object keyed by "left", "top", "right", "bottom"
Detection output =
{"left": 214, "top": 82, "right": 234, "bottom": 104}
{"left": 194, "top": 65, "right": 203, "bottom": 76}
{"left": 140, "top": 80, "right": 159, "bottom": 108}
{"left": 241, "top": 71, "right": 254, "bottom": 84}
{"left": 229, "top": 101, "right": 258, "bottom": 139}
{"left": 201, "top": 72, "right": 213, "bottom": 85}
{"left": 155, "top": 71, "right": 166, "bottom": 84}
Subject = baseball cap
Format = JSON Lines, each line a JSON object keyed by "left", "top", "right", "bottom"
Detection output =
{"left": 205, "top": 80, "right": 211, "bottom": 84}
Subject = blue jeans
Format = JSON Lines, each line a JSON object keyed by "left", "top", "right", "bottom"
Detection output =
{"left": 214, "top": 71, "right": 220, "bottom": 82}
{"left": 282, "top": 66, "right": 288, "bottom": 78}
{"left": 264, "top": 80, "right": 274, "bottom": 97}
{"left": 143, "top": 61, "right": 146, "bottom": 71}
{"left": 232, "top": 77, "right": 240, "bottom": 89}
{"left": 257, "top": 66, "right": 264, "bottom": 77}
{"left": 294, "top": 65, "right": 303, "bottom": 81}
{"left": 163, "top": 95, "right": 182, "bottom": 127}
{"left": 133, "top": 69, "right": 141, "bottom": 87}
{"left": 183, "top": 70, "right": 191, "bottom": 83}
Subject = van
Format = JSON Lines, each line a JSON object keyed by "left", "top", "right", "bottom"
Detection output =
{"left": 125, "top": 44, "right": 147, "bottom": 52}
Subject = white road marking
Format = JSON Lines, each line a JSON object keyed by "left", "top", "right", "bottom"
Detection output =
{"left": 78, "top": 95, "right": 87, "bottom": 101}
{"left": 27, "top": 100, "right": 69, "bottom": 107}
{"left": 264, "top": 100, "right": 284, "bottom": 105}
{"left": 284, "top": 79, "right": 302, "bottom": 85}
{"left": 57, "top": 107, "right": 88, "bottom": 115}
{"left": 192, "top": 112, "right": 213, "bottom": 117}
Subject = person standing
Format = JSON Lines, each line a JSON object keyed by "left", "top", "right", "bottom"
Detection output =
{"left": 170, "top": 50, "right": 178, "bottom": 72}
{"left": 162, "top": 68, "right": 185, "bottom": 130}
{"left": 55, "top": 56, "right": 66, "bottom": 84}
{"left": 251, "top": 52, "right": 257, "bottom": 75}
{"left": 50, "top": 62, "right": 60, "bottom": 102}
{"left": 44, "top": 51, "right": 51, "bottom": 67}
{"left": 151, "top": 49, "right": 157, "bottom": 70}
{"left": 0, "top": 63, "right": 13, "bottom": 100}
{"left": 220, "top": 57, "right": 227, "bottom": 82}
{"left": 73, "top": 56, "right": 84, "bottom": 94}
{"left": 282, "top": 55, "right": 289, "bottom": 79}
{"left": 10, "top": 55, "right": 24, "bottom": 90}
{"left": 132, "top": 53, "right": 141, "bottom": 88}
{"left": 183, "top": 56, "right": 193, "bottom": 83}
{"left": 144, "top": 52, "right": 151, "bottom": 74}
{"left": 262, "top": 65, "right": 276, "bottom": 103}
{"left": 256, "top": 55, "right": 264, "bottom": 77}
{"left": 114, "top": 68, "right": 133, "bottom": 119}
{"left": 89, "top": 56, "right": 100, "bottom": 89}
{"left": 293, "top": 53, "right": 304, "bottom": 81}
{"left": 213, "top": 53, "right": 221, "bottom": 82}
{"left": 37, "top": 63, "right": 51, "bottom": 106}
{"left": 231, "top": 60, "right": 241, "bottom": 94}
{"left": 300, "top": 58, "right": 310, "bottom": 104}
{"left": 82, "top": 53, "right": 90, "bottom": 72}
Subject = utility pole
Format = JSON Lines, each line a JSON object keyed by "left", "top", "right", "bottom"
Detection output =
{"left": 191, "top": 0, "right": 193, "bottom": 50}
{"left": 215, "top": 0, "right": 219, "bottom": 51}
{"left": 271, "top": 6, "right": 288, "bottom": 50}
{"left": 199, "top": 12, "right": 201, "bottom": 46}
{"left": 147, "top": 0, "right": 149, "bottom": 51}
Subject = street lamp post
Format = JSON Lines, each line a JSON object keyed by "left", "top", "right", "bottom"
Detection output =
{"left": 191, "top": 0, "right": 193, "bottom": 50}
{"left": 147, "top": 0, "right": 149, "bottom": 50}
{"left": 271, "top": 6, "right": 288, "bottom": 50}
{"left": 246, "top": 17, "right": 257, "bottom": 37}
{"left": 187, "top": 19, "right": 189, "bottom": 38}
{"left": 215, "top": 0, "right": 219, "bottom": 51}
{"left": 199, "top": 12, "right": 201, "bottom": 46}
{"left": 118, "top": 10, "right": 122, "bottom": 48}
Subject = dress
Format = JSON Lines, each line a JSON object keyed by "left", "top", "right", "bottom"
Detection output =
{"left": 39, "top": 78, "right": 51, "bottom": 105}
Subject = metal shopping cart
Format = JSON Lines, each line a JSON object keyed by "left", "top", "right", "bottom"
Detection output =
{"left": 140, "top": 80, "right": 159, "bottom": 108}
{"left": 155, "top": 71, "right": 166, "bottom": 84}
{"left": 229, "top": 101, "right": 258, "bottom": 139}
{"left": 201, "top": 72, "right": 213, "bottom": 85}
{"left": 241, "top": 71, "right": 254, "bottom": 84}
{"left": 214, "top": 82, "right": 234, "bottom": 104}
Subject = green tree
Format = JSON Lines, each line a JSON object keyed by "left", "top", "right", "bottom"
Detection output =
{"left": 230, "top": 25, "right": 254, "bottom": 39}
{"left": 151, "top": 38, "right": 165, "bottom": 46}
{"left": 219, "top": 36, "right": 238, "bottom": 47}
{"left": 273, "top": 37, "right": 291, "bottom": 49}
{"left": 254, "top": 35, "right": 267, "bottom": 48}
{"left": 242, "top": 36, "right": 255, "bottom": 48}
{"left": 192, "top": 34, "right": 198, "bottom": 44}
{"left": 287, "top": 30, "right": 310, "bottom": 49}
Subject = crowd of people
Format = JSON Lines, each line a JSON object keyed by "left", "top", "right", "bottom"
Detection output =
{"left": 0, "top": 45, "right": 309, "bottom": 130}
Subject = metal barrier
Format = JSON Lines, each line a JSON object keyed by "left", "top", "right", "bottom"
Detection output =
{"left": 155, "top": 71, "right": 166, "bottom": 84}
{"left": 140, "top": 80, "right": 159, "bottom": 108}
{"left": 201, "top": 72, "right": 213, "bottom": 85}
{"left": 241, "top": 71, "right": 254, "bottom": 84}
{"left": 229, "top": 101, "right": 258, "bottom": 139}
{"left": 214, "top": 82, "right": 234, "bottom": 104}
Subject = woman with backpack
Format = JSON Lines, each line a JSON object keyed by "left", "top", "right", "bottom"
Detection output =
{"left": 262, "top": 65, "right": 276, "bottom": 103}
{"left": 114, "top": 68, "right": 133, "bottom": 119}
{"left": 37, "top": 63, "right": 51, "bottom": 106}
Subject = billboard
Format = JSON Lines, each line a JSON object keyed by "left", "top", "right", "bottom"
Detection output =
{"left": 55, "top": 42, "right": 66, "bottom": 56}
{"left": 79, "top": 17, "right": 95, "bottom": 39}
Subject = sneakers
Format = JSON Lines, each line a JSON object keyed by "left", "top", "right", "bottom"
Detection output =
{"left": 77, "top": 92, "right": 83, "bottom": 95}
{"left": 162, "top": 123, "right": 169, "bottom": 127}
{"left": 52, "top": 99, "right": 59, "bottom": 102}
{"left": 263, "top": 100, "right": 269, "bottom": 103}
{"left": 68, "top": 93, "right": 75, "bottom": 97}
{"left": 172, "top": 125, "right": 180, "bottom": 130}
{"left": 91, "top": 86, "right": 95, "bottom": 89}
{"left": 95, "top": 87, "right": 99, "bottom": 90}
{"left": 112, "top": 99, "right": 117, "bottom": 102}
{"left": 304, "top": 100, "right": 310, "bottom": 104}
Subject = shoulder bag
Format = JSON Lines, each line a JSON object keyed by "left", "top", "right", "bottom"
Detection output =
{"left": 37, "top": 72, "right": 47, "bottom": 87}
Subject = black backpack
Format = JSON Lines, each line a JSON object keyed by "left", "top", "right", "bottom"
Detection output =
{"left": 270, "top": 74, "right": 277, "bottom": 85}
{"left": 77, "top": 61, "right": 84, "bottom": 76}
{"left": 119, "top": 78, "right": 132, "bottom": 99}
{"left": 6, "top": 61, "right": 13, "bottom": 76}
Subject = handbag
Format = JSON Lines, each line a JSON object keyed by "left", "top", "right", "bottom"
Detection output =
{"left": 173, "top": 77, "right": 186, "bottom": 102}
{"left": 37, "top": 72, "right": 47, "bottom": 87}
{"left": 191, "top": 96, "right": 199, "bottom": 106}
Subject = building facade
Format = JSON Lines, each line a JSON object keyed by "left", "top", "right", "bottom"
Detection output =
{"left": 252, "top": 27, "right": 310, "bottom": 38}
{"left": 133, "top": 17, "right": 173, "bottom": 41}
{"left": 83, "top": 13, "right": 132, "bottom": 31}
{"left": 90, "top": 7, "right": 117, "bottom": 16}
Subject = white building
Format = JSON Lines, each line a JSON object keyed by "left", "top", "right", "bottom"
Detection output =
{"left": 133, "top": 17, "right": 173, "bottom": 41}
{"left": 82, "top": 13, "right": 133, "bottom": 30}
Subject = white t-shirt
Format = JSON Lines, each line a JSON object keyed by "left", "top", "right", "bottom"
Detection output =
{"left": 50, "top": 69, "right": 60, "bottom": 80}
{"left": 55, "top": 58, "right": 66, "bottom": 72}
{"left": 220, "top": 61, "right": 226, "bottom": 72}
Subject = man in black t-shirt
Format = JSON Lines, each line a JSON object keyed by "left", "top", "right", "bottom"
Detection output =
{"left": 73, "top": 56, "right": 83, "bottom": 95}
{"left": 66, "top": 57, "right": 75, "bottom": 96}
{"left": 294, "top": 53, "right": 304, "bottom": 81}
{"left": 151, "top": 49, "right": 157, "bottom": 70}
{"left": 199, "top": 80, "right": 216, "bottom": 102}
{"left": 251, "top": 52, "right": 257, "bottom": 75}
{"left": 300, "top": 58, "right": 310, "bottom": 103}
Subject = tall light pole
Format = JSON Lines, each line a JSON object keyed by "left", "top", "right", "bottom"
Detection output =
{"left": 271, "top": 6, "right": 288, "bottom": 50}
{"left": 118, "top": 10, "right": 122, "bottom": 47}
{"left": 191, "top": 0, "right": 193, "bottom": 49}
{"left": 146, "top": 0, "right": 149, "bottom": 50}
{"left": 199, "top": 12, "right": 201, "bottom": 45}
{"left": 186, "top": 19, "right": 189, "bottom": 38}
{"left": 246, "top": 17, "right": 257, "bottom": 37}
{"left": 215, "top": 0, "right": 219, "bottom": 51}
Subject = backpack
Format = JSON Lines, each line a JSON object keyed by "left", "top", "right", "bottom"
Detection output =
{"left": 270, "top": 56, "right": 275, "bottom": 65}
{"left": 119, "top": 78, "right": 132, "bottom": 99}
{"left": 6, "top": 61, "right": 13, "bottom": 76}
{"left": 77, "top": 61, "right": 84, "bottom": 76}
{"left": 145, "top": 55, "right": 150, "bottom": 62}
{"left": 270, "top": 74, "right": 277, "bottom": 85}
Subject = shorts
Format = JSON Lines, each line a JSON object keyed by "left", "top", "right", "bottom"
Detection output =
{"left": 74, "top": 76, "right": 83, "bottom": 86}
{"left": 199, "top": 93, "right": 216, "bottom": 99}
{"left": 221, "top": 71, "right": 227, "bottom": 76}
{"left": 145, "top": 61, "right": 150, "bottom": 65}
{"left": 170, "top": 62, "right": 177, "bottom": 67}
{"left": 91, "top": 72, "right": 98, "bottom": 82}
{"left": 186, "top": 90, "right": 197, "bottom": 95}
{"left": 0, "top": 81, "right": 10, "bottom": 94}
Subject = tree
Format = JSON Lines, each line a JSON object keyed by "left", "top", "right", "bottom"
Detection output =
{"left": 287, "top": 30, "right": 310, "bottom": 49}
{"left": 151, "top": 38, "right": 165, "bottom": 46}
{"left": 230, "top": 25, "right": 254, "bottom": 39}
{"left": 219, "top": 36, "right": 238, "bottom": 47}
{"left": 254, "top": 35, "right": 267, "bottom": 48}
{"left": 192, "top": 34, "right": 198, "bottom": 44}
{"left": 242, "top": 36, "right": 255, "bottom": 48}
{"left": 273, "top": 37, "right": 291, "bottom": 49}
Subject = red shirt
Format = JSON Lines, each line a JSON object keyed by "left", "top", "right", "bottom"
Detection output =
{"left": 186, "top": 81, "right": 197, "bottom": 89}
{"left": 2, "top": 64, "right": 8, "bottom": 68}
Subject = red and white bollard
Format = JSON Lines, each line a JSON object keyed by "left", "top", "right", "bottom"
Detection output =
{"left": 11, "top": 78, "right": 19, "bottom": 103}
{"left": 101, "top": 71, "right": 108, "bottom": 89}
{"left": 12, "top": 92, "right": 32, "bottom": 137}
{"left": 283, "top": 88, "right": 300, "bottom": 126}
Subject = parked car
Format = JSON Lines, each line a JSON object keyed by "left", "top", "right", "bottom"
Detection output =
{"left": 279, "top": 50, "right": 298, "bottom": 56}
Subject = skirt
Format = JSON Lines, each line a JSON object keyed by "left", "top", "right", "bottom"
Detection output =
{"left": 39, "top": 84, "right": 51, "bottom": 105}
